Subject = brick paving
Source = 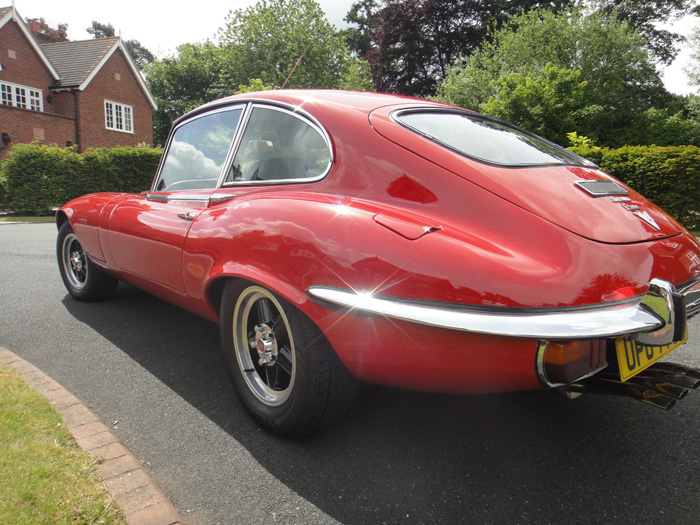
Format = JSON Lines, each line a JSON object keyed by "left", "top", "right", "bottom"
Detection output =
{"left": 0, "top": 345, "right": 184, "bottom": 525}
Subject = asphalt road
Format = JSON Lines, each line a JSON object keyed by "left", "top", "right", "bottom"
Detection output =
{"left": 2, "top": 222, "right": 700, "bottom": 525}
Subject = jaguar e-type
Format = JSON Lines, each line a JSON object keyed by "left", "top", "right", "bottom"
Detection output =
{"left": 57, "top": 90, "right": 700, "bottom": 436}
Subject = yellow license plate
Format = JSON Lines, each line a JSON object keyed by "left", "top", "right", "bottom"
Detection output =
{"left": 616, "top": 333, "right": 689, "bottom": 382}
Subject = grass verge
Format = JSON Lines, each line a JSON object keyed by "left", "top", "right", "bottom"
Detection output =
{"left": 0, "top": 363, "right": 126, "bottom": 524}
{"left": 0, "top": 216, "right": 55, "bottom": 223}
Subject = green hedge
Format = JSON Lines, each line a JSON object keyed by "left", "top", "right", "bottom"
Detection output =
{"left": 0, "top": 144, "right": 162, "bottom": 215}
{"left": 570, "top": 142, "right": 700, "bottom": 229}
{"left": 1, "top": 141, "right": 698, "bottom": 229}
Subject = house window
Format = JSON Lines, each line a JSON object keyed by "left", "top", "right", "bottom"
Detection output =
{"left": 105, "top": 100, "right": 133, "bottom": 133}
{"left": 28, "top": 89, "right": 42, "bottom": 111}
{"left": 0, "top": 81, "right": 43, "bottom": 112}
{"left": 15, "top": 86, "right": 27, "bottom": 108}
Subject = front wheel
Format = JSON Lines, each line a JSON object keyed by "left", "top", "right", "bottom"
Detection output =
{"left": 57, "top": 221, "right": 118, "bottom": 301}
{"left": 220, "top": 282, "right": 356, "bottom": 437}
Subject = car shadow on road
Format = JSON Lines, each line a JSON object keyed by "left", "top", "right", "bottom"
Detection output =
{"left": 63, "top": 283, "right": 700, "bottom": 525}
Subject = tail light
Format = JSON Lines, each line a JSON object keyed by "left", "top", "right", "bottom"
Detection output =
{"left": 537, "top": 340, "right": 607, "bottom": 386}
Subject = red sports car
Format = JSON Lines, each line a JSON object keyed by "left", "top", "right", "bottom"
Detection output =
{"left": 57, "top": 90, "right": 700, "bottom": 436}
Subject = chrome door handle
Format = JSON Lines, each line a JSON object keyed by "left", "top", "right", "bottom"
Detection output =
{"left": 177, "top": 210, "right": 199, "bottom": 221}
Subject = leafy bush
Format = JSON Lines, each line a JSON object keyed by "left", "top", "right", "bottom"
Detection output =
{"left": 479, "top": 64, "right": 593, "bottom": 146}
{"left": 0, "top": 169, "right": 6, "bottom": 209}
{"left": 570, "top": 139, "right": 700, "bottom": 229}
{"left": 0, "top": 144, "right": 162, "bottom": 215}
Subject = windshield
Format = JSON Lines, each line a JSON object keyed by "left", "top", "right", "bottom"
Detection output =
{"left": 395, "top": 110, "right": 595, "bottom": 167}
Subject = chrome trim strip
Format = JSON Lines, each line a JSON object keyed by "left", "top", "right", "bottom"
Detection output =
{"left": 209, "top": 193, "right": 237, "bottom": 203}
{"left": 144, "top": 193, "right": 168, "bottom": 202}
{"left": 307, "top": 286, "right": 665, "bottom": 339}
{"left": 390, "top": 107, "right": 597, "bottom": 169}
{"left": 145, "top": 193, "right": 237, "bottom": 206}
{"left": 636, "top": 279, "right": 678, "bottom": 346}
{"left": 151, "top": 104, "right": 247, "bottom": 193}
{"left": 309, "top": 277, "right": 700, "bottom": 339}
{"left": 535, "top": 341, "right": 563, "bottom": 388}
{"left": 678, "top": 277, "right": 700, "bottom": 318}
{"left": 216, "top": 103, "right": 253, "bottom": 189}
{"left": 145, "top": 193, "right": 212, "bottom": 203}
{"left": 221, "top": 103, "right": 334, "bottom": 187}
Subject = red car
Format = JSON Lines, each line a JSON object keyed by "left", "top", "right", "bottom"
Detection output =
{"left": 57, "top": 90, "right": 700, "bottom": 436}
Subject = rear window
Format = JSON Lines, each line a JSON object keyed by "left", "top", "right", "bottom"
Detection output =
{"left": 395, "top": 110, "right": 594, "bottom": 167}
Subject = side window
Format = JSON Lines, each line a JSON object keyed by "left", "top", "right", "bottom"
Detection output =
{"left": 226, "top": 106, "right": 331, "bottom": 184}
{"left": 155, "top": 108, "right": 243, "bottom": 191}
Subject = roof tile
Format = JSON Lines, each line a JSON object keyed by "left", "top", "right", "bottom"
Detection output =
{"left": 41, "top": 37, "right": 119, "bottom": 88}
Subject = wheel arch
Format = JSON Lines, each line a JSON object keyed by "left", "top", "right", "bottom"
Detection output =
{"left": 55, "top": 209, "right": 70, "bottom": 230}
{"left": 206, "top": 269, "right": 310, "bottom": 320}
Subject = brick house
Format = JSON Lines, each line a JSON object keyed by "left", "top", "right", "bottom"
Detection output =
{"left": 0, "top": 5, "right": 156, "bottom": 159}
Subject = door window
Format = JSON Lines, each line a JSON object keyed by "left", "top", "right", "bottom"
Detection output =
{"left": 155, "top": 108, "right": 243, "bottom": 191}
{"left": 226, "top": 106, "right": 331, "bottom": 184}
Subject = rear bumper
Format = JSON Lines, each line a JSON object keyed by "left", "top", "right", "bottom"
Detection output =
{"left": 308, "top": 276, "right": 700, "bottom": 343}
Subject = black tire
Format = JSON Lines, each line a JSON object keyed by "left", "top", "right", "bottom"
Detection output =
{"left": 57, "top": 221, "right": 118, "bottom": 301}
{"left": 220, "top": 281, "right": 356, "bottom": 437}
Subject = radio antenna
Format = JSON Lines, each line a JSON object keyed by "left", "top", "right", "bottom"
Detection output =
{"left": 281, "top": 41, "right": 312, "bottom": 89}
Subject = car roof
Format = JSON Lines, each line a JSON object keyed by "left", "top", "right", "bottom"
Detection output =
{"left": 176, "top": 89, "right": 448, "bottom": 126}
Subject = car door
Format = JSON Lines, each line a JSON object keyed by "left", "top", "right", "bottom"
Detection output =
{"left": 179, "top": 103, "right": 335, "bottom": 296}
{"left": 107, "top": 106, "right": 244, "bottom": 292}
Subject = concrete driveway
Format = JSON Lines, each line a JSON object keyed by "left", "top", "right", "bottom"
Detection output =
{"left": 2, "top": 223, "right": 700, "bottom": 524}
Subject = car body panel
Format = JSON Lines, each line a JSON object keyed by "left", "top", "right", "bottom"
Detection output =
{"left": 370, "top": 106, "right": 684, "bottom": 244}
{"left": 107, "top": 191, "right": 214, "bottom": 291}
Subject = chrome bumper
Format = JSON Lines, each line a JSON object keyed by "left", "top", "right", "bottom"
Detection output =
{"left": 308, "top": 276, "right": 700, "bottom": 343}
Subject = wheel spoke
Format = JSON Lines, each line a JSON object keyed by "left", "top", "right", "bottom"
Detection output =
{"left": 277, "top": 345, "right": 293, "bottom": 375}
{"left": 270, "top": 314, "right": 288, "bottom": 344}
{"left": 255, "top": 298, "right": 266, "bottom": 324}
{"left": 264, "top": 366, "right": 274, "bottom": 389}
{"left": 256, "top": 297, "right": 275, "bottom": 325}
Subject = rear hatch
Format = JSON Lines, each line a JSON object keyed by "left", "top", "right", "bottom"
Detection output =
{"left": 369, "top": 105, "right": 684, "bottom": 244}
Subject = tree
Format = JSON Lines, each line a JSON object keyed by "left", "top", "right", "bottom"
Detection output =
{"left": 146, "top": 0, "right": 363, "bottom": 143}
{"left": 123, "top": 40, "right": 156, "bottom": 71}
{"left": 235, "top": 78, "right": 278, "bottom": 94}
{"left": 364, "top": 0, "right": 487, "bottom": 96}
{"left": 479, "top": 64, "right": 596, "bottom": 144}
{"left": 217, "top": 0, "right": 350, "bottom": 90}
{"left": 145, "top": 42, "right": 225, "bottom": 144}
{"left": 86, "top": 21, "right": 155, "bottom": 71}
{"left": 687, "top": 23, "right": 700, "bottom": 87}
{"left": 356, "top": 0, "right": 575, "bottom": 97}
{"left": 589, "top": 0, "right": 700, "bottom": 65}
{"left": 436, "top": 8, "right": 670, "bottom": 146}
{"left": 338, "top": 57, "right": 374, "bottom": 91}
{"left": 26, "top": 18, "right": 68, "bottom": 42}
{"left": 86, "top": 21, "right": 115, "bottom": 39}
{"left": 340, "top": 0, "right": 380, "bottom": 57}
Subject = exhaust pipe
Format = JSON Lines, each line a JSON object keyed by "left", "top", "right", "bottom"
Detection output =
{"left": 567, "top": 362, "right": 700, "bottom": 410}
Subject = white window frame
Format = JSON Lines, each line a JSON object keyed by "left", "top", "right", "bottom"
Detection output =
{"left": 104, "top": 100, "right": 134, "bottom": 134}
{"left": 0, "top": 81, "right": 43, "bottom": 112}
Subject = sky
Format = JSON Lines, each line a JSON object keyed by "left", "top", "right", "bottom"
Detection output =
{"left": 13, "top": 0, "right": 354, "bottom": 56}
{"left": 9, "top": 0, "right": 698, "bottom": 95}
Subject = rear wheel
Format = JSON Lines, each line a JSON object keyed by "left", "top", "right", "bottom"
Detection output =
{"left": 57, "top": 222, "right": 118, "bottom": 301}
{"left": 220, "top": 281, "right": 356, "bottom": 437}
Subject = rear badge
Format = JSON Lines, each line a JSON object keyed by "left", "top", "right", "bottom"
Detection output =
{"left": 575, "top": 180, "right": 660, "bottom": 231}
{"left": 633, "top": 210, "right": 661, "bottom": 231}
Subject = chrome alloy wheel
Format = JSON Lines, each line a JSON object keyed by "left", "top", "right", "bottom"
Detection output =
{"left": 233, "top": 286, "right": 296, "bottom": 406}
{"left": 62, "top": 232, "right": 88, "bottom": 290}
